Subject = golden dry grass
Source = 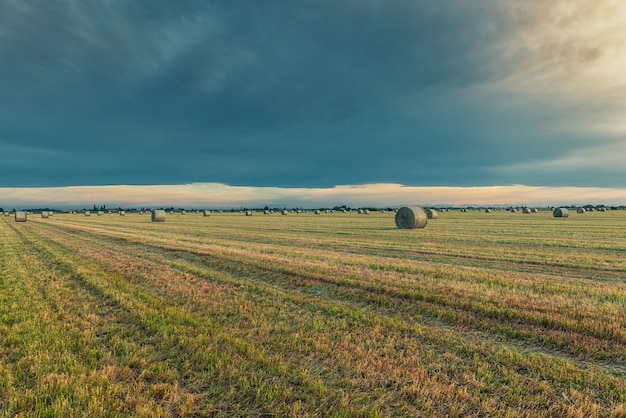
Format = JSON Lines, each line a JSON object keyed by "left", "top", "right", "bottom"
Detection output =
{"left": 0, "top": 209, "right": 625, "bottom": 416}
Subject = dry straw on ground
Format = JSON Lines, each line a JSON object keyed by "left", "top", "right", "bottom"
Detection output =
{"left": 395, "top": 206, "right": 428, "bottom": 229}
{"left": 151, "top": 210, "right": 166, "bottom": 222}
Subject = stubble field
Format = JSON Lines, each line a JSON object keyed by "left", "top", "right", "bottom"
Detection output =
{"left": 0, "top": 209, "right": 625, "bottom": 417}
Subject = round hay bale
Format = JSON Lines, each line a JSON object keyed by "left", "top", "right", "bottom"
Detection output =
{"left": 97, "top": 211, "right": 104, "bottom": 216}
{"left": 119, "top": 211, "right": 125, "bottom": 216}
{"left": 576, "top": 207, "right": 585, "bottom": 213}
{"left": 14, "top": 211, "right": 27, "bottom": 222}
{"left": 264, "top": 210, "right": 269, "bottom": 215}
{"left": 245, "top": 210, "right": 252, "bottom": 216}
{"left": 151, "top": 209, "right": 166, "bottom": 222}
{"left": 314, "top": 209, "right": 320, "bottom": 215}
{"left": 522, "top": 207, "right": 531, "bottom": 214}
{"left": 425, "top": 208, "right": 438, "bottom": 219}
{"left": 282, "top": 209, "right": 288, "bottom": 215}
{"left": 203, "top": 210, "right": 211, "bottom": 217}
{"left": 358, "top": 209, "right": 364, "bottom": 214}
{"left": 48, "top": 211, "right": 53, "bottom": 217}
{"left": 395, "top": 206, "right": 428, "bottom": 229}
{"left": 181, "top": 210, "right": 186, "bottom": 215}
{"left": 84, "top": 211, "right": 91, "bottom": 216}
{"left": 531, "top": 208, "right": 538, "bottom": 213}
{"left": 553, "top": 208, "right": 569, "bottom": 218}
{"left": 41, "top": 211, "right": 49, "bottom": 218}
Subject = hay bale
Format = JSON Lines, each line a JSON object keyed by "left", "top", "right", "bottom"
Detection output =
{"left": 151, "top": 209, "right": 166, "bottom": 222}
{"left": 181, "top": 210, "right": 186, "bottom": 215}
{"left": 245, "top": 210, "right": 252, "bottom": 216}
{"left": 314, "top": 209, "right": 320, "bottom": 215}
{"left": 41, "top": 211, "right": 49, "bottom": 218}
{"left": 97, "top": 211, "right": 104, "bottom": 216}
{"left": 395, "top": 206, "right": 428, "bottom": 229}
{"left": 14, "top": 211, "right": 27, "bottom": 222}
{"left": 85, "top": 211, "right": 91, "bottom": 216}
{"left": 48, "top": 211, "right": 53, "bottom": 217}
{"left": 119, "top": 211, "right": 125, "bottom": 216}
{"left": 553, "top": 208, "right": 569, "bottom": 218}
{"left": 425, "top": 208, "right": 438, "bottom": 219}
{"left": 264, "top": 210, "right": 269, "bottom": 215}
{"left": 282, "top": 209, "right": 288, "bottom": 215}
{"left": 522, "top": 208, "right": 532, "bottom": 214}
{"left": 203, "top": 210, "right": 211, "bottom": 217}
{"left": 576, "top": 207, "right": 585, "bottom": 213}
{"left": 531, "top": 208, "right": 538, "bottom": 213}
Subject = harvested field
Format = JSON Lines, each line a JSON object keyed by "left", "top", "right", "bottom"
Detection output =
{"left": 1, "top": 210, "right": 625, "bottom": 416}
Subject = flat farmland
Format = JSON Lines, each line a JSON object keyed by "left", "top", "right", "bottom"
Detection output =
{"left": 1, "top": 210, "right": 625, "bottom": 417}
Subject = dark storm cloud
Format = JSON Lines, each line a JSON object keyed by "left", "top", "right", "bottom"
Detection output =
{"left": 0, "top": 1, "right": 623, "bottom": 188}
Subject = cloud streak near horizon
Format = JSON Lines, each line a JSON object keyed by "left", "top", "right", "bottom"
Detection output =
{"left": 2, "top": 183, "right": 626, "bottom": 210}
{"left": 1, "top": 1, "right": 625, "bottom": 190}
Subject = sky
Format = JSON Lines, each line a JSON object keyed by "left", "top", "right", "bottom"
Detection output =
{"left": 1, "top": 1, "right": 626, "bottom": 207}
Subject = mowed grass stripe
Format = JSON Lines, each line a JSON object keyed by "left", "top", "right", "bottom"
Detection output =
{"left": 1, "top": 220, "right": 146, "bottom": 415}
{"left": 1, "top": 219, "right": 221, "bottom": 416}
{"left": 34, "top": 217, "right": 626, "bottom": 361}
{"left": 32, "top": 216, "right": 626, "bottom": 294}
{"left": 44, "top": 213, "right": 626, "bottom": 281}
{"left": 5, "top": 221, "right": 341, "bottom": 416}
{"left": 14, "top": 216, "right": 623, "bottom": 413}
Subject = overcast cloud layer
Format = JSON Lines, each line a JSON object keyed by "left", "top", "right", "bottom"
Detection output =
{"left": 1, "top": 1, "right": 625, "bottom": 191}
